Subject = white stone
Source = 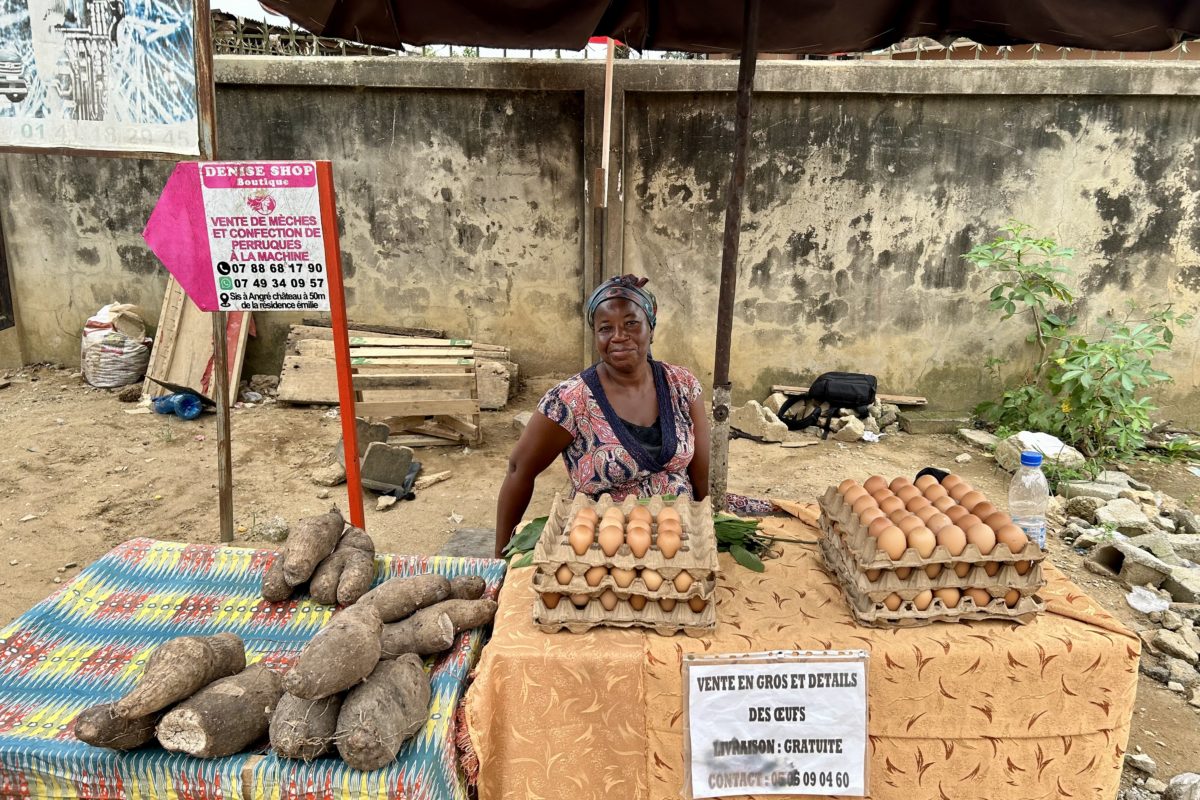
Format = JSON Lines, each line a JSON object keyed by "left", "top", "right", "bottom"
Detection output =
{"left": 1153, "top": 629, "right": 1198, "bottom": 665}
{"left": 1096, "top": 499, "right": 1156, "bottom": 537}
{"left": 729, "top": 401, "right": 788, "bottom": 443}
{"left": 833, "top": 416, "right": 866, "bottom": 443}
{"left": 958, "top": 428, "right": 1000, "bottom": 449}
{"left": 1126, "top": 753, "right": 1158, "bottom": 775}
{"left": 994, "top": 431, "right": 1086, "bottom": 472}
{"left": 955, "top": 453, "right": 972, "bottom": 464}
{"left": 763, "top": 392, "right": 787, "bottom": 415}
{"left": 1165, "top": 773, "right": 1200, "bottom": 800}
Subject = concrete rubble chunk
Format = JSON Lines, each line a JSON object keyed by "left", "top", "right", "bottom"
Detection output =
{"left": 955, "top": 453, "right": 971, "bottom": 464}
{"left": 1095, "top": 499, "right": 1156, "bottom": 537}
{"left": 730, "top": 401, "right": 788, "bottom": 444}
{"left": 863, "top": 415, "right": 880, "bottom": 434}
{"left": 1132, "top": 534, "right": 1185, "bottom": 567}
{"left": 958, "top": 428, "right": 1000, "bottom": 449}
{"left": 1089, "top": 541, "right": 1174, "bottom": 588}
{"left": 1183, "top": 624, "right": 1200, "bottom": 655}
{"left": 1173, "top": 509, "right": 1200, "bottom": 535}
{"left": 1152, "top": 629, "right": 1199, "bottom": 665}
{"left": 1066, "top": 496, "right": 1106, "bottom": 524}
{"left": 512, "top": 411, "right": 532, "bottom": 432}
{"left": 360, "top": 442, "right": 415, "bottom": 493}
{"left": 878, "top": 404, "right": 900, "bottom": 428}
{"left": 249, "top": 515, "right": 289, "bottom": 543}
{"left": 1173, "top": 604, "right": 1200, "bottom": 624}
{"left": 1061, "top": 481, "right": 1123, "bottom": 502}
{"left": 1164, "top": 567, "right": 1200, "bottom": 604}
{"left": 1072, "top": 528, "right": 1116, "bottom": 551}
{"left": 1126, "top": 753, "right": 1158, "bottom": 775}
{"left": 477, "top": 359, "right": 518, "bottom": 410}
{"left": 333, "top": 418, "right": 391, "bottom": 467}
{"left": 1094, "top": 470, "right": 1135, "bottom": 488}
{"left": 1147, "top": 778, "right": 1170, "bottom": 795}
{"left": 833, "top": 416, "right": 866, "bottom": 443}
{"left": 310, "top": 461, "right": 347, "bottom": 487}
{"left": 1167, "top": 535, "right": 1200, "bottom": 564}
{"left": 1165, "top": 657, "right": 1199, "bottom": 687}
{"left": 898, "top": 410, "right": 972, "bottom": 435}
{"left": 1141, "top": 660, "right": 1170, "bottom": 683}
{"left": 1161, "top": 609, "right": 1185, "bottom": 631}
{"left": 1166, "top": 774, "right": 1200, "bottom": 800}
{"left": 1121, "top": 489, "right": 1159, "bottom": 505}
{"left": 994, "top": 431, "right": 1086, "bottom": 472}
{"left": 763, "top": 392, "right": 787, "bottom": 416}
{"left": 1157, "top": 516, "right": 1178, "bottom": 533}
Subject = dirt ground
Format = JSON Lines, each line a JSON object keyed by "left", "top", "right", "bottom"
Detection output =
{"left": 1, "top": 364, "right": 1197, "bottom": 785}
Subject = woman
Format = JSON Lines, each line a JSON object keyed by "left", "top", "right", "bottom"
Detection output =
{"left": 494, "top": 275, "right": 709, "bottom": 557}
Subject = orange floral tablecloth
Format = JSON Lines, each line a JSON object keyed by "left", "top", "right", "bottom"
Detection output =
{"left": 465, "top": 510, "right": 1139, "bottom": 800}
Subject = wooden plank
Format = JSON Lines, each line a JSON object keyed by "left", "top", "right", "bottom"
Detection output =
{"left": 390, "top": 434, "right": 463, "bottom": 448}
{"left": 278, "top": 356, "right": 472, "bottom": 404}
{"left": 350, "top": 373, "right": 476, "bottom": 390}
{"left": 301, "top": 319, "right": 445, "bottom": 339}
{"left": 348, "top": 336, "right": 472, "bottom": 348}
{"left": 435, "top": 414, "right": 480, "bottom": 439}
{"left": 348, "top": 347, "right": 475, "bottom": 359}
{"left": 409, "top": 422, "right": 467, "bottom": 442}
{"left": 142, "top": 278, "right": 186, "bottom": 398}
{"left": 356, "top": 399, "right": 480, "bottom": 417}
{"left": 290, "top": 324, "right": 508, "bottom": 357}
{"left": 351, "top": 357, "right": 475, "bottom": 368}
{"left": 770, "top": 384, "right": 927, "bottom": 407}
{"left": 381, "top": 416, "right": 428, "bottom": 433}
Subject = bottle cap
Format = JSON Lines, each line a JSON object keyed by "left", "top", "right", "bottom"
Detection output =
{"left": 1020, "top": 451, "right": 1043, "bottom": 468}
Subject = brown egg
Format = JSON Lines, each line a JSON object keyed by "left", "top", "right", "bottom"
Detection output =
{"left": 948, "top": 483, "right": 973, "bottom": 502}
{"left": 867, "top": 517, "right": 893, "bottom": 538}
{"left": 958, "top": 514, "right": 983, "bottom": 531}
{"left": 895, "top": 567, "right": 913, "bottom": 579}
{"left": 865, "top": 568, "right": 882, "bottom": 582}
{"left": 602, "top": 507, "right": 625, "bottom": 525}
{"left": 889, "top": 477, "right": 911, "bottom": 493}
{"left": 569, "top": 524, "right": 595, "bottom": 556}
{"left": 888, "top": 509, "right": 910, "bottom": 524}
{"left": 838, "top": 479, "right": 859, "bottom": 495}
{"left": 574, "top": 508, "right": 599, "bottom": 526}
{"left": 542, "top": 592, "right": 562, "bottom": 609}
{"left": 599, "top": 589, "right": 619, "bottom": 611}
{"left": 598, "top": 525, "right": 625, "bottom": 557}
{"left": 971, "top": 502, "right": 998, "bottom": 521}
{"left": 585, "top": 566, "right": 608, "bottom": 587}
{"left": 864, "top": 475, "right": 889, "bottom": 495}
{"left": 924, "top": 563, "right": 942, "bottom": 579}
{"left": 626, "top": 518, "right": 651, "bottom": 539}
{"left": 611, "top": 568, "right": 636, "bottom": 588}
{"left": 877, "top": 527, "right": 908, "bottom": 561}
{"left": 915, "top": 506, "right": 940, "bottom": 524}
{"left": 906, "top": 496, "right": 932, "bottom": 514}
{"left": 656, "top": 529, "right": 682, "bottom": 559}
{"left": 629, "top": 595, "right": 648, "bottom": 611}
{"left": 626, "top": 526, "right": 651, "bottom": 558}
{"left": 883, "top": 593, "right": 903, "bottom": 611}
{"left": 880, "top": 496, "right": 906, "bottom": 515}
{"left": 984, "top": 511, "right": 1013, "bottom": 530}
{"left": 1014, "top": 560, "right": 1032, "bottom": 576}
{"left": 995, "top": 525, "right": 1028, "bottom": 554}
{"left": 688, "top": 596, "right": 707, "bottom": 614}
{"left": 984, "top": 561, "right": 1001, "bottom": 577}
{"left": 674, "top": 571, "right": 695, "bottom": 593}
{"left": 915, "top": 475, "right": 939, "bottom": 491}
{"left": 860, "top": 507, "right": 886, "bottom": 527}
{"left": 932, "top": 496, "right": 957, "bottom": 512}
{"left": 641, "top": 569, "right": 664, "bottom": 591}
{"left": 913, "top": 590, "right": 934, "bottom": 611}
{"left": 896, "top": 485, "right": 921, "bottom": 503}
{"left": 953, "top": 562, "right": 972, "bottom": 578}
{"left": 852, "top": 495, "right": 878, "bottom": 516}
{"left": 934, "top": 587, "right": 961, "bottom": 609}
{"left": 570, "top": 593, "right": 590, "bottom": 608}
{"left": 942, "top": 474, "right": 963, "bottom": 489}
{"left": 656, "top": 507, "right": 681, "bottom": 527}
{"left": 897, "top": 516, "right": 924, "bottom": 535}
{"left": 907, "top": 526, "right": 936, "bottom": 558}
{"left": 1004, "top": 588, "right": 1021, "bottom": 608}
{"left": 659, "top": 598, "right": 677, "bottom": 612}
{"left": 959, "top": 491, "right": 986, "bottom": 512}
{"left": 945, "top": 505, "right": 969, "bottom": 523}
{"left": 935, "top": 524, "right": 967, "bottom": 556}
{"left": 925, "top": 513, "right": 952, "bottom": 533}
{"left": 870, "top": 488, "right": 894, "bottom": 504}
{"left": 965, "top": 524, "right": 996, "bottom": 555}
{"left": 923, "top": 484, "right": 949, "bottom": 502}
{"left": 628, "top": 505, "right": 652, "bottom": 525}
{"left": 556, "top": 564, "right": 574, "bottom": 585}
{"left": 965, "top": 588, "right": 991, "bottom": 608}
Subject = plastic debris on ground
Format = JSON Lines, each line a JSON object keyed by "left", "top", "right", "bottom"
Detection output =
{"left": 1126, "top": 586, "right": 1171, "bottom": 614}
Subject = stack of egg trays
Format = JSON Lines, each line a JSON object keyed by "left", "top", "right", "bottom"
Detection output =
{"left": 531, "top": 493, "right": 719, "bottom": 636}
{"left": 817, "top": 486, "right": 1046, "bottom": 627}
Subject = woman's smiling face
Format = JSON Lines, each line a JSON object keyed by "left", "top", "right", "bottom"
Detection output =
{"left": 593, "top": 298, "right": 652, "bottom": 372}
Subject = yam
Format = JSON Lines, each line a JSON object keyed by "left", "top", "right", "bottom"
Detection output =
{"left": 337, "top": 549, "right": 376, "bottom": 606}
{"left": 115, "top": 632, "right": 246, "bottom": 720}
{"left": 261, "top": 555, "right": 293, "bottom": 602}
{"left": 380, "top": 611, "right": 455, "bottom": 658}
{"left": 283, "top": 508, "right": 345, "bottom": 586}
{"left": 74, "top": 703, "right": 159, "bottom": 750}
{"left": 335, "top": 654, "right": 431, "bottom": 771}
{"left": 409, "top": 599, "right": 498, "bottom": 637}
{"left": 359, "top": 574, "right": 450, "bottom": 623}
{"left": 448, "top": 575, "right": 486, "bottom": 600}
{"left": 308, "top": 526, "right": 376, "bottom": 606}
{"left": 308, "top": 550, "right": 345, "bottom": 606}
{"left": 157, "top": 664, "right": 284, "bottom": 758}
{"left": 284, "top": 604, "right": 382, "bottom": 700}
{"left": 269, "top": 692, "right": 343, "bottom": 760}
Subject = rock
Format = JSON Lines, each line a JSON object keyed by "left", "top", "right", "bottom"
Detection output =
{"left": 1165, "top": 657, "right": 1199, "bottom": 687}
{"left": 1132, "top": 534, "right": 1185, "bottom": 566}
{"left": 333, "top": 418, "right": 391, "bottom": 467}
{"left": 833, "top": 416, "right": 865, "bottom": 443}
{"left": 1173, "top": 604, "right": 1200, "bottom": 624}
{"left": 1152, "top": 629, "right": 1198, "bottom": 665}
{"left": 1061, "top": 481, "right": 1124, "bottom": 502}
{"left": 1162, "top": 610, "right": 1185, "bottom": 631}
{"left": 828, "top": 415, "right": 848, "bottom": 433}
{"left": 512, "top": 411, "right": 532, "bottom": 432}
{"left": 863, "top": 416, "right": 880, "bottom": 435}
{"left": 414, "top": 470, "right": 452, "bottom": 491}
{"left": 1066, "top": 496, "right": 1106, "bottom": 523}
{"left": 1147, "top": 779, "right": 1170, "bottom": 795}
{"left": 1157, "top": 516, "right": 1178, "bottom": 533}
{"left": 117, "top": 384, "right": 142, "bottom": 402}
{"left": 1094, "top": 470, "right": 1135, "bottom": 488}
{"left": 311, "top": 461, "right": 347, "bottom": 487}
{"left": 316, "top": 488, "right": 331, "bottom": 500}
{"left": 955, "top": 453, "right": 972, "bottom": 464}
{"left": 1095, "top": 499, "right": 1156, "bottom": 537}
{"left": 958, "top": 428, "right": 1000, "bottom": 449}
{"left": 249, "top": 515, "right": 289, "bottom": 543}
{"left": 1169, "top": 679, "right": 1186, "bottom": 691}
{"left": 1089, "top": 541, "right": 1174, "bottom": 588}
{"left": 1165, "top": 773, "right": 1200, "bottom": 800}
{"left": 1164, "top": 567, "right": 1200, "bottom": 604}
{"left": 478, "top": 359, "right": 518, "bottom": 410}
{"left": 898, "top": 411, "right": 972, "bottom": 435}
{"left": 1126, "top": 753, "right": 1158, "bottom": 775}
{"left": 1141, "top": 660, "right": 1170, "bottom": 683}
{"left": 360, "top": 442, "right": 415, "bottom": 493}
{"left": 994, "top": 431, "right": 1086, "bottom": 472}
{"left": 763, "top": 392, "right": 787, "bottom": 415}
{"left": 1121, "top": 489, "right": 1159, "bottom": 505}
{"left": 1173, "top": 509, "right": 1200, "bottom": 535}
{"left": 730, "top": 401, "right": 788, "bottom": 444}
{"left": 1165, "top": 535, "right": 1200, "bottom": 564}
{"left": 1183, "top": 624, "right": 1200, "bottom": 655}
{"left": 878, "top": 404, "right": 899, "bottom": 427}
{"left": 867, "top": 398, "right": 883, "bottom": 418}
{"left": 376, "top": 495, "right": 398, "bottom": 511}
{"left": 1072, "top": 528, "right": 1116, "bottom": 551}
{"left": 249, "top": 374, "right": 280, "bottom": 396}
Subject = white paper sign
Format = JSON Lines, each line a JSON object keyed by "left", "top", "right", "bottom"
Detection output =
{"left": 685, "top": 652, "right": 869, "bottom": 798}
{"left": 200, "top": 161, "right": 330, "bottom": 312}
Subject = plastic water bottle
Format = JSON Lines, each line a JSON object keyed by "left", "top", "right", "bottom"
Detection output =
{"left": 1009, "top": 451, "right": 1049, "bottom": 548}
{"left": 152, "top": 393, "right": 202, "bottom": 421}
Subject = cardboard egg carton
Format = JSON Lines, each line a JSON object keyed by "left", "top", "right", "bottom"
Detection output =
{"left": 531, "top": 564, "right": 716, "bottom": 603}
{"left": 532, "top": 590, "right": 716, "bottom": 636}
{"left": 819, "top": 486, "right": 1047, "bottom": 573}
{"left": 820, "top": 533, "right": 1045, "bottom": 628}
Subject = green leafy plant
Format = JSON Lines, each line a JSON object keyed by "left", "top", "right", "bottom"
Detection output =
{"left": 502, "top": 516, "right": 546, "bottom": 568}
{"left": 714, "top": 514, "right": 815, "bottom": 571}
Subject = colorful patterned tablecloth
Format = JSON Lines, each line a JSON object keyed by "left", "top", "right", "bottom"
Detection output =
{"left": 465, "top": 508, "right": 1140, "bottom": 800}
{"left": 0, "top": 538, "right": 506, "bottom": 800}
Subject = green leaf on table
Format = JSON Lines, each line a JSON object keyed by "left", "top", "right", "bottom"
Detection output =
{"left": 503, "top": 516, "right": 547, "bottom": 557}
{"left": 510, "top": 551, "right": 534, "bottom": 569}
{"left": 730, "top": 544, "right": 765, "bottom": 572}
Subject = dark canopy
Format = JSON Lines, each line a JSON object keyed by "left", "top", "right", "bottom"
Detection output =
{"left": 260, "top": 0, "right": 1200, "bottom": 53}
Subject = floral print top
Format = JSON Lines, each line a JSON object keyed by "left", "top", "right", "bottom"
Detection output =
{"left": 537, "top": 360, "right": 703, "bottom": 501}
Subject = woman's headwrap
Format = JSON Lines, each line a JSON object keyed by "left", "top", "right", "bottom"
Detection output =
{"left": 586, "top": 274, "right": 658, "bottom": 329}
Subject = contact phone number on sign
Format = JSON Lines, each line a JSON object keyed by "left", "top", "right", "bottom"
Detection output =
{"left": 215, "top": 261, "right": 330, "bottom": 311}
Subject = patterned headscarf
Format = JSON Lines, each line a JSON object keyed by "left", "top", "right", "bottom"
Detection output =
{"left": 586, "top": 274, "right": 658, "bottom": 329}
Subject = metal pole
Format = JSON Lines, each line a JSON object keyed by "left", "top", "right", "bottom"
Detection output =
{"left": 710, "top": 0, "right": 761, "bottom": 509}
{"left": 212, "top": 311, "right": 234, "bottom": 541}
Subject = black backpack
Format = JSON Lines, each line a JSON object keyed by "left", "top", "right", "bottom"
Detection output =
{"left": 778, "top": 372, "right": 877, "bottom": 437}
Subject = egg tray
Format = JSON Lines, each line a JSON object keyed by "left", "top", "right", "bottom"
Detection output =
{"left": 532, "top": 493, "right": 720, "bottom": 579}
{"left": 819, "top": 487, "right": 1047, "bottom": 572}
{"left": 532, "top": 590, "right": 716, "bottom": 637}
{"left": 531, "top": 566, "right": 716, "bottom": 603}
{"left": 820, "top": 531, "right": 1044, "bottom": 628}
{"left": 820, "top": 529, "right": 1044, "bottom": 606}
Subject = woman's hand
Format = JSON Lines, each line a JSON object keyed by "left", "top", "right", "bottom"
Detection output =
{"left": 494, "top": 413, "right": 574, "bottom": 558}
{"left": 688, "top": 393, "right": 710, "bottom": 501}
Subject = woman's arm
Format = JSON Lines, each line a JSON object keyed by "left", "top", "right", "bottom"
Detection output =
{"left": 688, "top": 393, "right": 710, "bottom": 501}
{"left": 494, "top": 412, "right": 574, "bottom": 558}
